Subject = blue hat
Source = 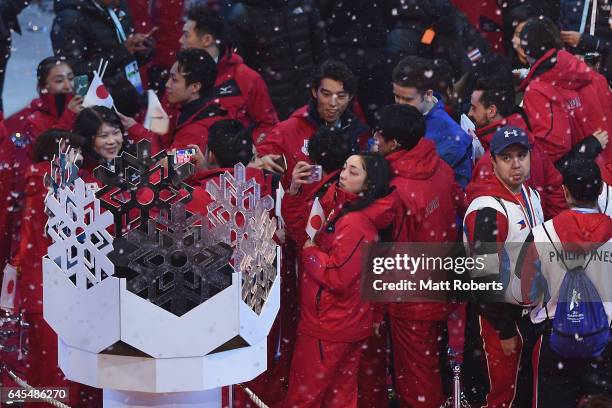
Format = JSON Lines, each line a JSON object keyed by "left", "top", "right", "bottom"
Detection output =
{"left": 490, "top": 126, "right": 530, "bottom": 155}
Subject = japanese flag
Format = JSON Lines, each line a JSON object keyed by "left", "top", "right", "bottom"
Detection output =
{"left": 1, "top": 264, "right": 17, "bottom": 311}
{"left": 83, "top": 71, "right": 114, "bottom": 109}
{"left": 306, "top": 197, "right": 325, "bottom": 240}
{"left": 143, "top": 89, "right": 169, "bottom": 134}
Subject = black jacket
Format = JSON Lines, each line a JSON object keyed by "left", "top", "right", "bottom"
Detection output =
{"left": 51, "top": 0, "right": 150, "bottom": 79}
{"left": 229, "top": 0, "right": 329, "bottom": 120}
{"left": 0, "top": 0, "right": 28, "bottom": 37}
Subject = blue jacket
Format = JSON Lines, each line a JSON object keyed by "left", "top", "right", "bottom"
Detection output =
{"left": 424, "top": 100, "right": 472, "bottom": 189}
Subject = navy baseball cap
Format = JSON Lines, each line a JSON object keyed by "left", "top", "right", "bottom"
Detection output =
{"left": 490, "top": 126, "right": 530, "bottom": 155}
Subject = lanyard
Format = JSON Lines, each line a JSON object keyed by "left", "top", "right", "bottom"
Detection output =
{"left": 93, "top": 1, "right": 127, "bottom": 43}
{"left": 519, "top": 187, "right": 535, "bottom": 228}
{"left": 571, "top": 207, "right": 600, "bottom": 214}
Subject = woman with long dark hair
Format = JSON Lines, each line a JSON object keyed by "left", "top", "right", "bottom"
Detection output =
{"left": 283, "top": 152, "right": 400, "bottom": 407}
{"left": 24, "top": 56, "right": 83, "bottom": 141}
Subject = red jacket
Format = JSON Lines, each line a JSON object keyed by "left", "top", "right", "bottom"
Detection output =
{"left": 12, "top": 162, "right": 51, "bottom": 313}
{"left": 281, "top": 170, "right": 341, "bottom": 250}
{"left": 298, "top": 184, "right": 400, "bottom": 342}
{"left": 215, "top": 50, "right": 279, "bottom": 142}
{"left": 257, "top": 101, "right": 369, "bottom": 187}
{"left": 520, "top": 49, "right": 612, "bottom": 163}
{"left": 385, "top": 139, "right": 461, "bottom": 320}
{"left": 129, "top": 96, "right": 228, "bottom": 154}
{"left": 0, "top": 119, "right": 32, "bottom": 271}
{"left": 473, "top": 113, "right": 567, "bottom": 219}
{"left": 24, "top": 93, "right": 77, "bottom": 141}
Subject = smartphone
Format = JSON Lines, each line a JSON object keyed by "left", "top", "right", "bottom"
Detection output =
{"left": 308, "top": 165, "right": 322, "bottom": 183}
{"left": 173, "top": 148, "right": 196, "bottom": 165}
{"left": 274, "top": 154, "right": 287, "bottom": 172}
{"left": 74, "top": 75, "right": 89, "bottom": 97}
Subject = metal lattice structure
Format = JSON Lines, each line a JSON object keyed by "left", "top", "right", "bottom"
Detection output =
{"left": 205, "top": 164, "right": 277, "bottom": 314}
{"left": 110, "top": 204, "right": 234, "bottom": 316}
{"left": 94, "top": 140, "right": 194, "bottom": 234}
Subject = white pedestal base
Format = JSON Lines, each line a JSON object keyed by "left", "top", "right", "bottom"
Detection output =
{"left": 103, "top": 388, "right": 221, "bottom": 408}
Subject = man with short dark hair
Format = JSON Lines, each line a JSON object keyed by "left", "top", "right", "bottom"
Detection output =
{"left": 122, "top": 49, "right": 226, "bottom": 153}
{"left": 391, "top": 56, "right": 473, "bottom": 189}
{"left": 180, "top": 5, "right": 278, "bottom": 142}
{"left": 463, "top": 126, "right": 544, "bottom": 408}
{"left": 256, "top": 59, "right": 368, "bottom": 186}
{"left": 468, "top": 73, "right": 566, "bottom": 219}
{"left": 374, "top": 103, "right": 462, "bottom": 408}
{"left": 516, "top": 158, "right": 612, "bottom": 407}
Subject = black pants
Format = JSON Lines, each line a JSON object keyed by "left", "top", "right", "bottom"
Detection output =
{"left": 535, "top": 331, "right": 612, "bottom": 408}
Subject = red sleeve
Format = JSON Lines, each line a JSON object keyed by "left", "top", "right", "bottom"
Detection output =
{"left": 127, "top": 123, "right": 165, "bottom": 154}
{"left": 281, "top": 192, "right": 311, "bottom": 249}
{"left": 302, "top": 215, "right": 375, "bottom": 294}
{"left": 539, "top": 155, "right": 567, "bottom": 219}
{"left": 255, "top": 119, "right": 293, "bottom": 156}
{"left": 244, "top": 70, "right": 279, "bottom": 143}
{"left": 523, "top": 89, "right": 572, "bottom": 163}
{"left": 170, "top": 123, "right": 209, "bottom": 153}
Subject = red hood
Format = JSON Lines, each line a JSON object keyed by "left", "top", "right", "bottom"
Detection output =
{"left": 321, "top": 183, "right": 399, "bottom": 231}
{"left": 520, "top": 49, "right": 593, "bottom": 91}
{"left": 466, "top": 169, "right": 522, "bottom": 204}
{"left": 217, "top": 49, "right": 245, "bottom": 71}
{"left": 25, "top": 162, "right": 50, "bottom": 195}
{"left": 476, "top": 114, "right": 532, "bottom": 151}
{"left": 385, "top": 139, "right": 440, "bottom": 180}
{"left": 553, "top": 210, "right": 612, "bottom": 253}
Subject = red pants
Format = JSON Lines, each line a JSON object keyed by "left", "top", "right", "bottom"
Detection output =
{"left": 358, "top": 324, "right": 388, "bottom": 408}
{"left": 284, "top": 334, "right": 365, "bottom": 408}
{"left": 479, "top": 315, "right": 522, "bottom": 408}
{"left": 389, "top": 317, "right": 445, "bottom": 408}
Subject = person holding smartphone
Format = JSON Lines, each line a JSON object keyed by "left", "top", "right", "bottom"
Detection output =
{"left": 21, "top": 57, "right": 84, "bottom": 142}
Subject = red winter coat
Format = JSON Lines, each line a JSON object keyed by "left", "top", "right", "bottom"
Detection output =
{"left": 128, "top": 96, "right": 227, "bottom": 154}
{"left": 520, "top": 49, "right": 612, "bottom": 163}
{"left": 257, "top": 101, "right": 369, "bottom": 187}
{"left": 385, "top": 139, "right": 461, "bottom": 321}
{"left": 298, "top": 184, "right": 399, "bottom": 342}
{"left": 215, "top": 50, "right": 278, "bottom": 142}
{"left": 451, "top": 0, "right": 504, "bottom": 53}
{"left": 473, "top": 113, "right": 567, "bottom": 219}
{"left": 12, "top": 162, "right": 50, "bottom": 313}
{"left": 24, "top": 93, "right": 77, "bottom": 142}
{"left": 281, "top": 170, "right": 341, "bottom": 250}
{"left": 0, "top": 121, "right": 32, "bottom": 271}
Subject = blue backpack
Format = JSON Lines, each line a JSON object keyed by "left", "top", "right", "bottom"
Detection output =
{"left": 543, "top": 225, "right": 610, "bottom": 359}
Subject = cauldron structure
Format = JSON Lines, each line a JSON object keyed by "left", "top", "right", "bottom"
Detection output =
{"left": 42, "top": 141, "right": 280, "bottom": 407}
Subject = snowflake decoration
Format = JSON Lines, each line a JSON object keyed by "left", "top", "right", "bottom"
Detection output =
{"left": 94, "top": 140, "right": 194, "bottom": 236}
{"left": 46, "top": 178, "right": 114, "bottom": 290}
{"left": 109, "top": 204, "right": 234, "bottom": 316}
{"left": 45, "top": 141, "right": 80, "bottom": 196}
{"left": 205, "top": 163, "right": 277, "bottom": 314}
